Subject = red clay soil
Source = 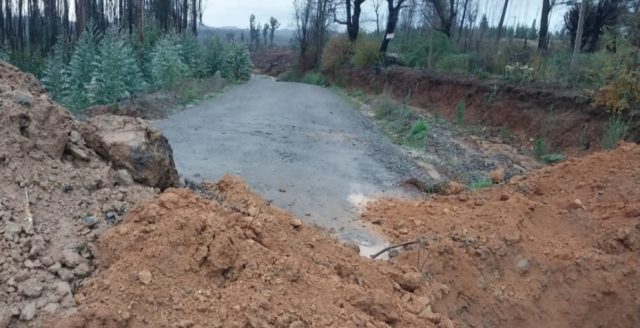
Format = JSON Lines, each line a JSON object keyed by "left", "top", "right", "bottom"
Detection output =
{"left": 335, "top": 66, "right": 638, "bottom": 153}
{"left": 51, "top": 176, "right": 457, "bottom": 328}
{"left": 362, "top": 142, "right": 640, "bottom": 328}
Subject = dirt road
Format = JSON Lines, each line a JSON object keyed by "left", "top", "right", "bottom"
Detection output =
{"left": 156, "top": 76, "right": 426, "bottom": 253}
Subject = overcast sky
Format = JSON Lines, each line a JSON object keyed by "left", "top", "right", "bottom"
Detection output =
{"left": 202, "top": 0, "right": 568, "bottom": 32}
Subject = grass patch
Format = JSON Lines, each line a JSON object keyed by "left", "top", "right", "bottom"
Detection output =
{"left": 455, "top": 100, "right": 466, "bottom": 126}
{"left": 602, "top": 115, "right": 628, "bottom": 150}
{"left": 469, "top": 178, "right": 493, "bottom": 190}
{"left": 406, "top": 119, "right": 430, "bottom": 147}
{"left": 301, "top": 72, "right": 327, "bottom": 86}
{"left": 373, "top": 96, "right": 432, "bottom": 148}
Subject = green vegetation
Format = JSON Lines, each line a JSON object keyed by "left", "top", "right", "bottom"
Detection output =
{"left": 455, "top": 100, "right": 466, "bottom": 126}
{"left": 374, "top": 95, "right": 431, "bottom": 149}
{"left": 469, "top": 178, "right": 493, "bottom": 191}
{"left": 301, "top": 72, "right": 327, "bottom": 86}
{"left": 351, "top": 36, "right": 382, "bottom": 68}
{"left": 602, "top": 115, "right": 629, "bottom": 150}
{"left": 35, "top": 26, "right": 252, "bottom": 113}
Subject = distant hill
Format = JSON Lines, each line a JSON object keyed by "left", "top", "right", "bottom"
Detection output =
{"left": 199, "top": 25, "right": 294, "bottom": 46}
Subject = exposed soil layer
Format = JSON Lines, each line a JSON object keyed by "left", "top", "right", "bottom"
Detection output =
{"left": 52, "top": 177, "right": 456, "bottom": 328}
{"left": 336, "top": 66, "right": 636, "bottom": 153}
{"left": 362, "top": 142, "right": 640, "bottom": 328}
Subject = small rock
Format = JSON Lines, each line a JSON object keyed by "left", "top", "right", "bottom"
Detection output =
{"left": 54, "top": 281, "right": 72, "bottom": 297}
{"left": 500, "top": 193, "right": 510, "bottom": 201}
{"left": 175, "top": 320, "right": 194, "bottom": 328}
{"left": 440, "top": 181, "right": 465, "bottom": 196}
{"left": 105, "top": 211, "right": 117, "bottom": 224}
{"left": 573, "top": 199, "right": 586, "bottom": 210}
{"left": 291, "top": 219, "right": 303, "bottom": 228}
{"left": 74, "top": 263, "right": 91, "bottom": 277}
{"left": 515, "top": 258, "right": 531, "bottom": 274}
{"left": 18, "top": 278, "right": 43, "bottom": 298}
{"left": 394, "top": 272, "right": 424, "bottom": 292}
{"left": 13, "top": 91, "right": 33, "bottom": 107}
{"left": 138, "top": 270, "right": 152, "bottom": 285}
{"left": 42, "top": 303, "right": 58, "bottom": 314}
{"left": 4, "top": 222, "right": 22, "bottom": 237}
{"left": 58, "top": 268, "right": 74, "bottom": 282}
{"left": 61, "top": 249, "right": 82, "bottom": 268}
{"left": 116, "top": 169, "right": 134, "bottom": 187}
{"left": 19, "top": 303, "right": 36, "bottom": 321}
{"left": 40, "top": 256, "right": 54, "bottom": 267}
{"left": 0, "top": 306, "right": 11, "bottom": 328}
{"left": 48, "top": 262, "right": 62, "bottom": 273}
{"left": 82, "top": 216, "right": 97, "bottom": 228}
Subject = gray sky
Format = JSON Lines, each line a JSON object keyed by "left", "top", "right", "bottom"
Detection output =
{"left": 202, "top": 0, "right": 567, "bottom": 32}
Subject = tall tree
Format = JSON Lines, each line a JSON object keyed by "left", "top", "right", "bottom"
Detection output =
{"left": 496, "top": 0, "right": 510, "bottom": 44}
{"left": 457, "top": 0, "right": 470, "bottom": 43}
{"left": 426, "top": 0, "right": 457, "bottom": 37}
{"left": 335, "top": 0, "right": 367, "bottom": 42}
{"left": 570, "top": 0, "right": 588, "bottom": 70}
{"left": 372, "top": 0, "right": 384, "bottom": 34}
{"left": 263, "top": 23, "right": 269, "bottom": 46}
{"left": 269, "top": 17, "right": 280, "bottom": 46}
{"left": 538, "top": 0, "right": 555, "bottom": 51}
{"left": 380, "top": 0, "right": 408, "bottom": 54}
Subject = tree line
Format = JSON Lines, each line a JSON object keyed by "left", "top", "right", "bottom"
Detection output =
{"left": 0, "top": 0, "right": 204, "bottom": 67}
{"left": 292, "top": 0, "right": 639, "bottom": 70}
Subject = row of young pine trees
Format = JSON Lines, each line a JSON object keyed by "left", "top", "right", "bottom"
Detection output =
{"left": 15, "top": 23, "right": 253, "bottom": 113}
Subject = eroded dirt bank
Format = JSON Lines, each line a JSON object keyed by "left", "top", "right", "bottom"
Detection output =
{"left": 334, "top": 66, "right": 634, "bottom": 153}
{"left": 362, "top": 142, "right": 640, "bottom": 327}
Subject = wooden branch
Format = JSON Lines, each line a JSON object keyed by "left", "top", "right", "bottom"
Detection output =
{"left": 370, "top": 240, "right": 420, "bottom": 259}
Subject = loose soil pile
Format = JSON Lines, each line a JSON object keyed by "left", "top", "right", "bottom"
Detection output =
{"left": 53, "top": 177, "right": 455, "bottom": 328}
{"left": 362, "top": 142, "right": 640, "bottom": 327}
{"left": 0, "top": 61, "right": 157, "bottom": 327}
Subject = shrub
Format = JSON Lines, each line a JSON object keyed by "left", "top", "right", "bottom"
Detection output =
{"left": 223, "top": 42, "right": 253, "bottom": 82}
{"left": 602, "top": 115, "right": 628, "bottom": 149}
{"left": 301, "top": 72, "right": 327, "bottom": 86}
{"left": 321, "top": 36, "right": 352, "bottom": 72}
{"left": 435, "top": 53, "right": 471, "bottom": 73}
{"left": 352, "top": 36, "right": 381, "bottom": 68}
{"left": 401, "top": 31, "right": 456, "bottom": 68}
{"left": 504, "top": 63, "right": 534, "bottom": 82}
{"left": 202, "top": 37, "right": 227, "bottom": 76}
{"left": 180, "top": 33, "right": 207, "bottom": 78}
{"left": 150, "top": 35, "right": 189, "bottom": 88}
{"left": 89, "top": 33, "right": 145, "bottom": 105}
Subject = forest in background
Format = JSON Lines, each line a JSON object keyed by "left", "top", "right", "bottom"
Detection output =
{"left": 285, "top": 0, "right": 639, "bottom": 118}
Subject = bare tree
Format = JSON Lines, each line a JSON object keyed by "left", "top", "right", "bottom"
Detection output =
{"left": 570, "top": 0, "right": 587, "bottom": 70}
{"left": 334, "top": 0, "right": 366, "bottom": 41}
{"left": 457, "top": 0, "right": 470, "bottom": 43}
{"left": 538, "top": 0, "right": 556, "bottom": 51}
{"left": 424, "top": 0, "right": 457, "bottom": 37}
{"left": 380, "top": 0, "right": 408, "bottom": 54}
{"left": 269, "top": 17, "right": 281, "bottom": 47}
{"left": 372, "top": 0, "right": 385, "bottom": 34}
{"left": 294, "top": 0, "right": 333, "bottom": 69}
{"left": 496, "top": 0, "right": 510, "bottom": 44}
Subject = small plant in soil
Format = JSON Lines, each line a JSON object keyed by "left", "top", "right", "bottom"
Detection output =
{"left": 602, "top": 115, "right": 628, "bottom": 150}
{"left": 406, "top": 119, "right": 430, "bottom": 147}
{"left": 469, "top": 178, "right": 493, "bottom": 190}
{"left": 455, "top": 100, "right": 466, "bottom": 126}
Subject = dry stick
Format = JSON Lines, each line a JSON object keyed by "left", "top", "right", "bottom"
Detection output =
{"left": 370, "top": 240, "right": 420, "bottom": 259}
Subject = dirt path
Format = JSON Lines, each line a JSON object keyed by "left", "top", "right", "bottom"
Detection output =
{"left": 155, "top": 76, "right": 427, "bottom": 253}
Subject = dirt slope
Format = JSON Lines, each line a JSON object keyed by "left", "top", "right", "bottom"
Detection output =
{"left": 0, "top": 61, "right": 157, "bottom": 327}
{"left": 362, "top": 142, "right": 640, "bottom": 327}
{"left": 53, "top": 177, "right": 454, "bottom": 328}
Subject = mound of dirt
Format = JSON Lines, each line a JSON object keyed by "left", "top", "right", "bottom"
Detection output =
{"left": 82, "top": 115, "right": 180, "bottom": 190}
{"left": 52, "top": 176, "right": 457, "bottom": 328}
{"left": 362, "top": 142, "right": 640, "bottom": 327}
{"left": 0, "top": 61, "right": 157, "bottom": 327}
